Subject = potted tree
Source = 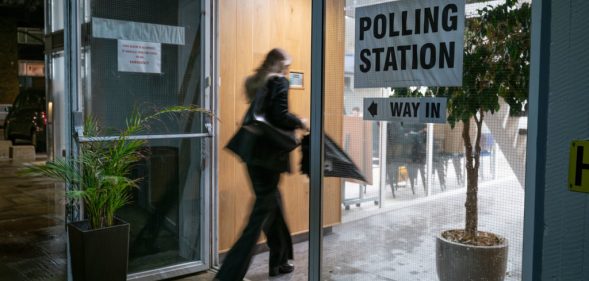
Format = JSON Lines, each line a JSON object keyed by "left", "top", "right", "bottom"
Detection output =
{"left": 433, "top": 1, "right": 531, "bottom": 281}
{"left": 22, "top": 106, "right": 209, "bottom": 281}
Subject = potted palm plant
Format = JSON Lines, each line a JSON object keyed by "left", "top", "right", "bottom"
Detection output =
{"left": 433, "top": 1, "right": 531, "bottom": 281}
{"left": 22, "top": 106, "right": 209, "bottom": 281}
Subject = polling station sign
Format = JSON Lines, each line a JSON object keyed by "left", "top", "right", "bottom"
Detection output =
{"left": 355, "top": 0, "right": 465, "bottom": 88}
{"left": 363, "top": 97, "right": 447, "bottom": 123}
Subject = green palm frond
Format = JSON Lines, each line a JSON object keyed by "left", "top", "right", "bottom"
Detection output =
{"left": 21, "top": 158, "right": 81, "bottom": 185}
{"left": 20, "top": 105, "right": 212, "bottom": 229}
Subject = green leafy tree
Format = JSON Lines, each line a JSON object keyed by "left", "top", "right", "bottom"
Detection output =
{"left": 395, "top": 0, "right": 531, "bottom": 243}
{"left": 449, "top": 0, "right": 530, "bottom": 242}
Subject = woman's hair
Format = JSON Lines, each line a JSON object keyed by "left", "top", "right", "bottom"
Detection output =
{"left": 245, "top": 48, "right": 291, "bottom": 102}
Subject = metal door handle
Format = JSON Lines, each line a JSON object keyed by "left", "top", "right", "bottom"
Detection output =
{"left": 76, "top": 129, "right": 210, "bottom": 143}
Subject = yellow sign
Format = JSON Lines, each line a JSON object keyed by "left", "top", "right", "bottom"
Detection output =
{"left": 568, "top": 140, "right": 589, "bottom": 193}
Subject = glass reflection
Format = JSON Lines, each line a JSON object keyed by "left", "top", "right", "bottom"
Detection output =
{"left": 120, "top": 138, "right": 202, "bottom": 273}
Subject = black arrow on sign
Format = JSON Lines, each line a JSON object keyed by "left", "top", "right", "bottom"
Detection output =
{"left": 368, "top": 101, "right": 378, "bottom": 117}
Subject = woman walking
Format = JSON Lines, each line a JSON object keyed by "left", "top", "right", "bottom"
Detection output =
{"left": 216, "top": 48, "right": 306, "bottom": 280}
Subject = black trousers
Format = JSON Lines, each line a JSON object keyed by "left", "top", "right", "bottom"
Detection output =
{"left": 215, "top": 165, "right": 294, "bottom": 281}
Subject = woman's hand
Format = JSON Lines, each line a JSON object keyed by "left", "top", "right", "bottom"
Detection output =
{"left": 300, "top": 118, "right": 310, "bottom": 132}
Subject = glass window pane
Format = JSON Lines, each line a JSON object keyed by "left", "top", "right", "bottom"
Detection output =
{"left": 50, "top": 54, "right": 66, "bottom": 159}
{"left": 119, "top": 138, "right": 203, "bottom": 273}
{"left": 321, "top": 0, "right": 528, "bottom": 280}
{"left": 50, "top": 0, "right": 64, "bottom": 31}
{"left": 216, "top": 1, "right": 312, "bottom": 280}
{"left": 84, "top": 0, "right": 204, "bottom": 135}
{"left": 79, "top": 0, "right": 205, "bottom": 275}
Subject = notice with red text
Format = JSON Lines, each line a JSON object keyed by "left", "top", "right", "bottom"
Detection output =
{"left": 118, "top": 39, "right": 161, "bottom": 74}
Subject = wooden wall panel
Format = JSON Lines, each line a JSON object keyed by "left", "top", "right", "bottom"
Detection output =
{"left": 218, "top": 0, "right": 345, "bottom": 252}
{"left": 232, "top": 0, "right": 255, "bottom": 237}
{"left": 323, "top": 0, "right": 345, "bottom": 227}
{"left": 218, "top": 0, "right": 238, "bottom": 252}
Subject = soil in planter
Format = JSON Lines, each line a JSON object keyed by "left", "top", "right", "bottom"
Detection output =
{"left": 442, "top": 229, "right": 505, "bottom": 246}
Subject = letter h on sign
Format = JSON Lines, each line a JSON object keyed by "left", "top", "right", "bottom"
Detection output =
{"left": 568, "top": 141, "right": 589, "bottom": 193}
{"left": 575, "top": 146, "right": 589, "bottom": 186}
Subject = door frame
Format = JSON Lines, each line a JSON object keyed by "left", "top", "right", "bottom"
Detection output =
{"left": 50, "top": 0, "right": 216, "bottom": 279}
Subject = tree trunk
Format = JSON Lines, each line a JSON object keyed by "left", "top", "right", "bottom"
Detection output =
{"left": 463, "top": 112, "right": 484, "bottom": 240}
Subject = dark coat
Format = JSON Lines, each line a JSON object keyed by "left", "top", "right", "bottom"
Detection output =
{"left": 386, "top": 123, "right": 426, "bottom": 163}
{"left": 247, "top": 76, "right": 303, "bottom": 173}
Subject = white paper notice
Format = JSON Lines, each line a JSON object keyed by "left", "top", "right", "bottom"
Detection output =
{"left": 118, "top": 40, "right": 161, "bottom": 74}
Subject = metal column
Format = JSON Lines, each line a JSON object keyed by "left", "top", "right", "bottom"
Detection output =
{"left": 522, "top": 0, "right": 551, "bottom": 280}
{"left": 309, "top": 0, "right": 325, "bottom": 280}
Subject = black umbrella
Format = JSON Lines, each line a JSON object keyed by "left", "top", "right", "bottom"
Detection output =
{"left": 300, "top": 134, "right": 367, "bottom": 182}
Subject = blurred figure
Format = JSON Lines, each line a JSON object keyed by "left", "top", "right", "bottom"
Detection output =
{"left": 386, "top": 122, "right": 407, "bottom": 197}
{"left": 216, "top": 48, "right": 305, "bottom": 281}
{"left": 407, "top": 124, "right": 448, "bottom": 193}
{"left": 406, "top": 124, "right": 427, "bottom": 193}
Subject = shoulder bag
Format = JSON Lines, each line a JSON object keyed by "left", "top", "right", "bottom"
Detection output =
{"left": 225, "top": 86, "right": 299, "bottom": 162}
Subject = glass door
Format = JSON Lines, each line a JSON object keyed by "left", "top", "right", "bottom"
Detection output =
{"left": 315, "top": 1, "right": 528, "bottom": 280}
{"left": 76, "top": 0, "right": 212, "bottom": 279}
{"left": 45, "top": 0, "right": 68, "bottom": 163}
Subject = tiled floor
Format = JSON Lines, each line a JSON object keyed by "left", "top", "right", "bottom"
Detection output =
{"left": 0, "top": 156, "right": 67, "bottom": 281}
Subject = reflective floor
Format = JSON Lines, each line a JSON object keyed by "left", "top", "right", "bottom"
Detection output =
{"left": 246, "top": 174, "right": 523, "bottom": 281}
{"left": 0, "top": 156, "right": 67, "bottom": 281}
{"left": 173, "top": 271, "right": 217, "bottom": 281}
{"left": 0, "top": 153, "right": 522, "bottom": 281}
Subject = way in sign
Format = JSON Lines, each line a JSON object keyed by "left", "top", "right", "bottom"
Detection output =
{"left": 390, "top": 101, "right": 441, "bottom": 118}
{"left": 363, "top": 97, "right": 447, "bottom": 124}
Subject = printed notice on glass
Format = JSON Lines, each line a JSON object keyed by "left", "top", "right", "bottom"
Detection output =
{"left": 118, "top": 40, "right": 161, "bottom": 74}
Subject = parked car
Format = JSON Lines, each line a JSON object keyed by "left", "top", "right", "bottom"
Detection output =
{"left": 3, "top": 89, "right": 47, "bottom": 151}
{"left": 0, "top": 104, "right": 11, "bottom": 129}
